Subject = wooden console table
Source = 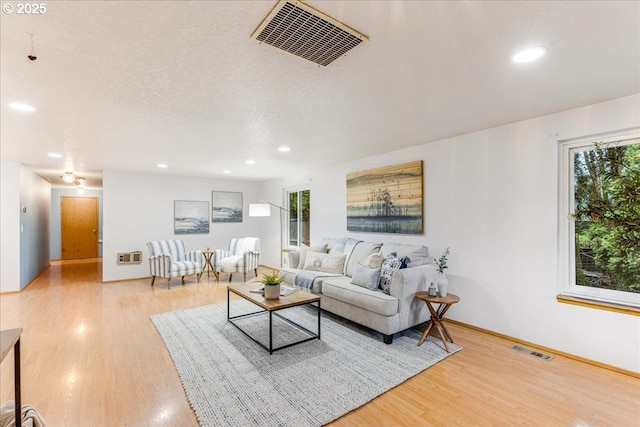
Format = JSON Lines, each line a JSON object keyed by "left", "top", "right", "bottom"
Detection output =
{"left": 415, "top": 292, "right": 460, "bottom": 352}
{"left": 1, "top": 328, "right": 23, "bottom": 427}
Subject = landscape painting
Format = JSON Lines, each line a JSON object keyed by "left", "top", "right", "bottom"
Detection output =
{"left": 212, "top": 191, "right": 243, "bottom": 223}
{"left": 174, "top": 200, "right": 210, "bottom": 234}
{"left": 346, "top": 160, "right": 423, "bottom": 234}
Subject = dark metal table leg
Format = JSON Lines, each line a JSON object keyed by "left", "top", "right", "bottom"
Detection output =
{"left": 317, "top": 300, "right": 321, "bottom": 339}
{"left": 269, "top": 311, "right": 273, "bottom": 355}
{"left": 15, "top": 338, "right": 21, "bottom": 427}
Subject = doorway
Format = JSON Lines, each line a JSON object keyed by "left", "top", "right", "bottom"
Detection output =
{"left": 61, "top": 196, "right": 99, "bottom": 260}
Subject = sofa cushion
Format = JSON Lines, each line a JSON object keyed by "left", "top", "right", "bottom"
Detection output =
{"left": 362, "top": 251, "right": 385, "bottom": 269}
{"left": 351, "top": 263, "right": 381, "bottom": 290}
{"left": 381, "top": 243, "right": 431, "bottom": 268}
{"left": 345, "top": 241, "right": 383, "bottom": 277}
{"left": 322, "top": 279, "right": 398, "bottom": 317}
{"left": 297, "top": 243, "right": 328, "bottom": 268}
{"left": 303, "top": 251, "right": 346, "bottom": 274}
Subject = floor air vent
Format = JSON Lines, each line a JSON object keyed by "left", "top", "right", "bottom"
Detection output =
{"left": 117, "top": 251, "right": 143, "bottom": 265}
{"left": 251, "top": 0, "right": 368, "bottom": 66}
{"left": 510, "top": 345, "right": 554, "bottom": 361}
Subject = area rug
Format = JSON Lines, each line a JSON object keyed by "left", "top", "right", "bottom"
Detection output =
{"left": 151, "top": 300, "right": 462, "bottom": 427}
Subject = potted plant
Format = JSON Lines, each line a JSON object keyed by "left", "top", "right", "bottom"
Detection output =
{"left": 436, "top": 247, "right": 450, "bottom": 297}
{"left": 261, "top": 271, "right": 283, "bottom": 299}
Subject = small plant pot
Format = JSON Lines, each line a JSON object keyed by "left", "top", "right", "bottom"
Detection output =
{"left": 264, "top": 284, "right": 280, "bottom": 299}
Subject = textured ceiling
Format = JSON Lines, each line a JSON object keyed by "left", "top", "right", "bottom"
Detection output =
{"left": 1, "top": 1, "right": 639, "bottom": 188}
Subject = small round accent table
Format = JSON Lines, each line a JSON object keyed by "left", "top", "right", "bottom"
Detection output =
{"left": 202, "top": 250, "right": 215, "bottom": 279}
{"left": 415, "top": 292, "right": 460, "bottom": 352}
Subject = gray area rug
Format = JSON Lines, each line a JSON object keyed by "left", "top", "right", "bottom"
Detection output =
{"left": 151, "top": 300, "right": 462, "bottom": 427}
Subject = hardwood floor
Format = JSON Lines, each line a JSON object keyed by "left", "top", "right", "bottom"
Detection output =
{"left": 1, "top": 259, "right": 638, "bottom": 427}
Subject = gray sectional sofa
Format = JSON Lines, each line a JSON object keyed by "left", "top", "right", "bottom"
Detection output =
{"left": 279, "top": 237, "right": 438, "bottom": 344}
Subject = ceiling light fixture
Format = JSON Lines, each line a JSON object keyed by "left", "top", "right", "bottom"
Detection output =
{"left": 8, "top": 103, "right": 35, "bottom": 112}
{"left": 278, "top": 146, "right": 290, "bottom": 152}
{"left": 48, "top": 152, "right": 63, "bottom": 159}
{"left": 512, "top": 47, "right": 546, "bottom": 63}
{"left": 245, "top": 160, "right": 255, "bottom": 165}
{"left": 157, "top": 163, "right": 168, "bottom": 168}
{"left": 76, "top": 177, "right": 85, "bottom": 188}
{"left": 223, "top": 170, "right": 232, "bottom": 174}
{"left": 62, "top": 171, "right": 75, "bottom": 184}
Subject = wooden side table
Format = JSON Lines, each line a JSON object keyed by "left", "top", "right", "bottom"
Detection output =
{"left": 1, "top": 328, "right": 23, "bottom": 427}
{"left": 415, "top": 292, "right": 460, "bottom": 352}
{"left": 202, "top": 250, "right": 216, "bottom": 279}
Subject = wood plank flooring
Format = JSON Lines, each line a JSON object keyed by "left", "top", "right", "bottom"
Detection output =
{"left": 1, "top": 259, "right": 638, "bottom": 426}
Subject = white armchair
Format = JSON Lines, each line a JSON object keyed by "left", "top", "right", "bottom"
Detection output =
{"left": 212, "top": 237, "right": 260, "bottom": 282}
{"left": 147, "top": 239, "right": 203, "bottom": 289}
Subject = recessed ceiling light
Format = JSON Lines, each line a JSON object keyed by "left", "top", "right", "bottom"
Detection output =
{"left": 223, "top": 170, "right": 232, "bottom": 174}
{"left": 8, "top": 102, "right": 35, "bottom": 112}
{"left": 512, "top": 47, "right": 546, "bottom": 63}
{"left": 245, "top": 160, "right": 255, "bottom": 165}
{"left": 278, "top": 146, "right": 290, "bottom": 152}
{"left": 157, "top": 163, "right": 168, "bottom": 168}
{"left": 48, "top": 152, "right": 63, "bottom": 159}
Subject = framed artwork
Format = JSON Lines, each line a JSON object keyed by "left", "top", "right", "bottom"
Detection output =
{"left": 211, "top": 191, "right": 243, "bottom": 223}
{"left": 174, "top": 200, "right": 210, "bottom": 234}
{"left": 346, "top": 160, "right": 423, "bottom": 234}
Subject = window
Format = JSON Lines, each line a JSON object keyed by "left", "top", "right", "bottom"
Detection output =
{"left": 287, "top": 189, "right": 310, "bottom": 247}
{"left": 559, "top": 131, "right": 640, "bottom": 307}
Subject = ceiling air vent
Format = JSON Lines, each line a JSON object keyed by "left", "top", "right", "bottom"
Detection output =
{"left": 251, "top": 0, "right": 368, "bottom": 67}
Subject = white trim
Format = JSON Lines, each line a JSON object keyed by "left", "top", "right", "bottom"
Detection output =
{"left": 558, "top": 129, "right": 640, "bottom": 307}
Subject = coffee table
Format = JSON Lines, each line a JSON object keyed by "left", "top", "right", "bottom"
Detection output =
{"left": 227, "top": 282, "right": 321, "bottom": 354}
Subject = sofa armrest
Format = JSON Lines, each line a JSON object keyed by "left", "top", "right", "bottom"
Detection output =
{"left": 389, "top": 264, "right": 438, "bottom": 329}
{"left": 288, "top": 250, "right": 300, "bottom": 268}
{"left": 184, "top": 249, "right": 204, "bottom": 267}
{"left": 212, "top": 249, "right": 232, "bottom": 269}
{"left": 148, "top": 253, "right": 173, "bottom": 276}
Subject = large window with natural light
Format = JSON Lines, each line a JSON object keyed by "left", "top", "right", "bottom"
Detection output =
{"left": 559, "top": 131, "right": 640, "bottom": 307}
{"left": 287, "top": 189, "right": 310, "bottom": 247}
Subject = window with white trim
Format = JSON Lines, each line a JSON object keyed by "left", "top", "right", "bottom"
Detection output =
{"left": 558, "top": 131, "right": 640, "bottom": 307}
{"left": 287, "top": 188, "right": 310, "bottom": 247}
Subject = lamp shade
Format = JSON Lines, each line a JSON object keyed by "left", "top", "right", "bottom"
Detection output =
{"left": 249, "top": 203, "right": 271, "bottom": 217}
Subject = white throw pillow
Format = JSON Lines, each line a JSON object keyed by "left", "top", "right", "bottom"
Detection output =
{"left": 297, "top": 243, "right": 328, "bottom": 268}
{"left": 303, "top": 251, "right": 346, "bottom": 274}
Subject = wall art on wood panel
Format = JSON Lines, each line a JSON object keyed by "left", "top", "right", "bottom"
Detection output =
{"left": 174, "top": 200, "right": 210, "bottom": 234}
{"left": 211, "top": 191, "right": 243, "bottom": 223}
{"left": 346, "top": 160, "right": 423, "bottom": 234}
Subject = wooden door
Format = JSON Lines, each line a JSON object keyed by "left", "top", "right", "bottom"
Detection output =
{"left": 61, "top": 196, "right": 99, "bottom": 260}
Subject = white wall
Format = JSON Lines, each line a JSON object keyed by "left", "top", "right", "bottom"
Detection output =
{"left": 1, "top": 162, "right": 21, "bottom": 292}
{"left": 0, "top": 162, "right": 51, "bottom": 292}
{"left": 19, "top": 165, "right": 51, "bottom": 288}
{"left": 102, "top": 170, "right": 265, "bottom": 281}
{"left": 263, "top": 94, "right": 640, "bottom": 372}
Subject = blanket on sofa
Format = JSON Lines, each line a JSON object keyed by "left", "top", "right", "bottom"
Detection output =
{"left": 294, "top": 270, "right": 340, "bottom": 290}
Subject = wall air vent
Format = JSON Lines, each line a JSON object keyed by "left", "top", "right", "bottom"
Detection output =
{"left": 251, "top": 0, "right": 368, "bottom": 67}
{"left": 117, "top": 251, "right": 143, "bottom": 265}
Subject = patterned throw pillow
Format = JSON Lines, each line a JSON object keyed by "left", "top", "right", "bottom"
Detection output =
{"left": 379, "top": 253, "right": 404, "bottom": 295}
{"left": 351, "top": 263, "right": 381, "bottom": 290}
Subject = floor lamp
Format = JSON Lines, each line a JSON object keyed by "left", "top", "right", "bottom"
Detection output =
{"left": 249, "top": 199, "right": 289, "bottom": 267}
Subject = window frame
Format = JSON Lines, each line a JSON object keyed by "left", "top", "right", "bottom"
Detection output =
{"left": 558, "top": 129, "right": 640, "bottom": 307}
{"left": 285, "top": 186, "right": 310, "bottom": 249}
